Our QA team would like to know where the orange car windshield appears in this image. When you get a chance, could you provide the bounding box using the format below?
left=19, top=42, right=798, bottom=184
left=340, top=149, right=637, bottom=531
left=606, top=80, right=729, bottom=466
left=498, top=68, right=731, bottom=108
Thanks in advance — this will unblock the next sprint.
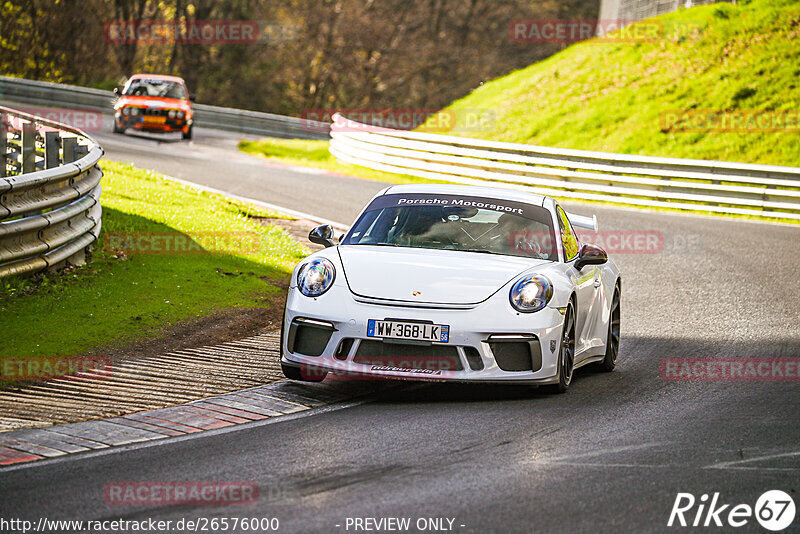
left=123, top=79, right=186, bottom=100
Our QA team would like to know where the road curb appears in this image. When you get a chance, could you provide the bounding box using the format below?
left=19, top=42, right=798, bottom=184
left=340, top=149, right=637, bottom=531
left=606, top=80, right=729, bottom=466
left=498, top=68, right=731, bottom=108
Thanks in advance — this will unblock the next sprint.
left=0, top=375, right=381, bottom=467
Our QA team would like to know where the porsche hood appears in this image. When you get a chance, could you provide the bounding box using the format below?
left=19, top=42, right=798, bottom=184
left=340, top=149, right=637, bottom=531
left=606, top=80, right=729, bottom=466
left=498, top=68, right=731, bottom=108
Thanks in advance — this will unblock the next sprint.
left=337, top=245, right=549, bottom=305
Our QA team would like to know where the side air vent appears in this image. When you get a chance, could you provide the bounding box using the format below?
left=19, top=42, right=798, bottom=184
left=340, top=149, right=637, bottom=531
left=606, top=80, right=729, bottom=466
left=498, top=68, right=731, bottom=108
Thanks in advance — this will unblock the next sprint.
left=487, top=335, right=542, bottom=372
left=287, top=318, right=335, bottom=357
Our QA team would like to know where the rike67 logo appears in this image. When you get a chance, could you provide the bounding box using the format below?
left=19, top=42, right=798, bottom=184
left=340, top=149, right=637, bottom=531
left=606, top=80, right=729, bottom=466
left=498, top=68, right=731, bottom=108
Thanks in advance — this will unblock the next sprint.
left=668, top=490, right=796, bottom=531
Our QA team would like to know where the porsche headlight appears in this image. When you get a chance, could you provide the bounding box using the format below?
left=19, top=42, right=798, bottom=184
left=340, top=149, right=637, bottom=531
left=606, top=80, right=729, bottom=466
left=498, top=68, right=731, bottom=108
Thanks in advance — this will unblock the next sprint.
left=297, top=258, right=335, bottom=297
left=122, top=107, right=130, bottom=115
left=177, top=110, right=185, bottom=119
left=130, top=107, right=140, bottom=116
left=168, top=110, right=176, bottom=118
left=510, top=274, right=553, bottom=313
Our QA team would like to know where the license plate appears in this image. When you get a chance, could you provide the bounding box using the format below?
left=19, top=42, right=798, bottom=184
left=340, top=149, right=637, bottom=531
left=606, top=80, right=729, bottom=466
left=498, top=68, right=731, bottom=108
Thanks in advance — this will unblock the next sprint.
left=142, top=115, right=166, bottom=124
left=367, top=319, right=449, bottom=343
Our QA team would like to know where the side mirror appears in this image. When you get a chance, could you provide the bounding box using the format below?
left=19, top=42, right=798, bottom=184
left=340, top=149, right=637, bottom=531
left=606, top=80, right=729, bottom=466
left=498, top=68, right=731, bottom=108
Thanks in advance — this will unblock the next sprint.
left=309, top=224, right=335, bottom=247
left=189, top=94, right=197, bottom=102
left=113, top=87, right=121, bottom=96
left=574, top=243, right=607, bottom=270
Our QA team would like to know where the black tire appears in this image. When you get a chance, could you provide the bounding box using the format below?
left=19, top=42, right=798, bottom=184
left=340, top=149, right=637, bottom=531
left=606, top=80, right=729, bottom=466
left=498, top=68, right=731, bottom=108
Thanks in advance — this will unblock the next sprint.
left=545, top=302, right=575, bottom=394
left=112, top=120, right=124, bottom=134
left=281, top=362, right=303, bottom=380
left=182, top=125, right=193, bottom=140
left=281, top=362, right=327, bottom=382
left=597, top=285, right=621, bottom=372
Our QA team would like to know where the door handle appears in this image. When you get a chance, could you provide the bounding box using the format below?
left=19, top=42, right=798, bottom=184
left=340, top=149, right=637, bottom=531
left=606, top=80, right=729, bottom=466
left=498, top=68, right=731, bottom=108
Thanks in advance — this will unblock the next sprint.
left=593, top=278, right=601, bottom=288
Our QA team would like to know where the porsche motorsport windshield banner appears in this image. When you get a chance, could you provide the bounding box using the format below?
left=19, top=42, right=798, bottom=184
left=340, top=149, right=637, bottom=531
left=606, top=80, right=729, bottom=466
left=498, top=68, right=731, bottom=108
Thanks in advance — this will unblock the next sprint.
left=363, top=193, right=551, bottom=223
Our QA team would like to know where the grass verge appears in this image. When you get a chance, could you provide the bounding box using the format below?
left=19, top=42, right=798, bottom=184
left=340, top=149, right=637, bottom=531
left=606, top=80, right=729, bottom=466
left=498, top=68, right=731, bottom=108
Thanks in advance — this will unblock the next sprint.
left=238, top=138, right=443, bottom=186
left=426, top=0, right=800, bottom=166
left=0, top=161, right=309, bottom=385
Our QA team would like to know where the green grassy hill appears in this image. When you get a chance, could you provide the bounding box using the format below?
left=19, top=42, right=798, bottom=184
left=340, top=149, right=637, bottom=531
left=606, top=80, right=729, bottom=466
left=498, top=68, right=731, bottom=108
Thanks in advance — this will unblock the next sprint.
left=426, top=0, right=800, bottom=166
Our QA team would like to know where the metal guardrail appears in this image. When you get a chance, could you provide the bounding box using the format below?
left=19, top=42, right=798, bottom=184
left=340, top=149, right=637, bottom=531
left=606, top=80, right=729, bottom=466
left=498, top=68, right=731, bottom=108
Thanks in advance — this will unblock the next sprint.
left=0, top=76, right=329, bottom=140
left=329, top=113, right=800, bottom=221
left=0, top=106, right=103, bottom=278
left=192, top=103, right=328, bottom=140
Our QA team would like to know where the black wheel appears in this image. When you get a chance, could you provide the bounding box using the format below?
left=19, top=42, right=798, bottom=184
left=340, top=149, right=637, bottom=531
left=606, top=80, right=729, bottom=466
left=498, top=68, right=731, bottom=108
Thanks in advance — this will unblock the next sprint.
left=113, top=120, right=124, bottom=134
left=182, top=125, right=193, bottom=140
left=545, top=302, right=575, bottom=394
left=597, top=285, right=621, bottom=372
left=281, top=362, right=327, bottom=382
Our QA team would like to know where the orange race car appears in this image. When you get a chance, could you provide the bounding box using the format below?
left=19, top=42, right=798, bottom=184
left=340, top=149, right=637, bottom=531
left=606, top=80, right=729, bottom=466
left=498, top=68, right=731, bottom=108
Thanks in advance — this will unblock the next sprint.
left=113, top=74, right=195, bottom=139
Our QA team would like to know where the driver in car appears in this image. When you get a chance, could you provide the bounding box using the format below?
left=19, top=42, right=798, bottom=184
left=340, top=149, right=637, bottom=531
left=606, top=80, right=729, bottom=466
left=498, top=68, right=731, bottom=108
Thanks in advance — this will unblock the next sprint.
left=494, top=213, right=553, bottom=259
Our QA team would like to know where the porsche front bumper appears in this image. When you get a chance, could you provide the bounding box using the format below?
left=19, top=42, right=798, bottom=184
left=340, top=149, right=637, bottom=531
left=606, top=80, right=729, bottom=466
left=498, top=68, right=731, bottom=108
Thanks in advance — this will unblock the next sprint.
left=280, top=284, right=566, bottom=384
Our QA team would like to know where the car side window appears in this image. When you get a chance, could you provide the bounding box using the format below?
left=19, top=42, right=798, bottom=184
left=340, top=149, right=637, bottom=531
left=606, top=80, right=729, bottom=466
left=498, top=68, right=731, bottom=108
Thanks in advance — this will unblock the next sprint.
left=557, top=206, right=579, bottom=261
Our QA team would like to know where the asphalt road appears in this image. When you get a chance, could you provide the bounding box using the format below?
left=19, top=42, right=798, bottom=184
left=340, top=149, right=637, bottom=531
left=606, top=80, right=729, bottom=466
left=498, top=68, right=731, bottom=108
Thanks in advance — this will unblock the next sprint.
left=1, top=128, right=799, bottom=533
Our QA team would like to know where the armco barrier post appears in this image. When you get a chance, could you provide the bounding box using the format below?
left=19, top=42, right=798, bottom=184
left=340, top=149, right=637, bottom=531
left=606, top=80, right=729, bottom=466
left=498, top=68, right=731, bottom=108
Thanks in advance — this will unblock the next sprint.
left=66, top=141, right=90, bottom=268
left=63, top=244, right=87, bottom=269
left=73, top=144, right=88, bottom=161
left=22, top=119, right=44, bottom=217
left=0, top=111, right=6, bottom=178
left=21, top=120, right=35, bottom=174
left=45, top=131, right=61, bottom=168
left=61, top=136, right=77, bottom=163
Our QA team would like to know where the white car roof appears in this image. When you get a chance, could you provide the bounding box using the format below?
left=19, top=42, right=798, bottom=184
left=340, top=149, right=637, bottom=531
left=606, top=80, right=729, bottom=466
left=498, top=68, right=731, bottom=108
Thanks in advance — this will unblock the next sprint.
left=381, top=184, right=548, bottom=207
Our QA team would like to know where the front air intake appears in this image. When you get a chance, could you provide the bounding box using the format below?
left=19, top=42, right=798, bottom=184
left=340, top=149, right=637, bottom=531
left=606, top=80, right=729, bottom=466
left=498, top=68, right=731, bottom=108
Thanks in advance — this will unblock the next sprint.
left=487, top=335, right=542, bottom=372
left=354, top=341, right=463, bottom=371
left=287, top=318, right=335, bottom=357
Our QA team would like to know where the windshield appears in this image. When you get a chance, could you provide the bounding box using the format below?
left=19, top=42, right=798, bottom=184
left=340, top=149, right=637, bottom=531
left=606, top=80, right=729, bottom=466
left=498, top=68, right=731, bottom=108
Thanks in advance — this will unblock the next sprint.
left=343, top=193, right=557, bottom=261
left=123, top=79, right=186, bottom=99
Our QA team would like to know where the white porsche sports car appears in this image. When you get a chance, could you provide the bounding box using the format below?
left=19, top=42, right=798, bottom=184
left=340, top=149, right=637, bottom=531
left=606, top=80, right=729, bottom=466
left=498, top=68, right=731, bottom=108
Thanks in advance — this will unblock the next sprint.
left=280, top=184, right=620, bottom=392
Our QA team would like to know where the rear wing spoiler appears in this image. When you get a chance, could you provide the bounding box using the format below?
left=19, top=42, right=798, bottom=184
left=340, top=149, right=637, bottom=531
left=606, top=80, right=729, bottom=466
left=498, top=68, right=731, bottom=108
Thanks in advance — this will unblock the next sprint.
left=566, top=212, right=598, bottom=232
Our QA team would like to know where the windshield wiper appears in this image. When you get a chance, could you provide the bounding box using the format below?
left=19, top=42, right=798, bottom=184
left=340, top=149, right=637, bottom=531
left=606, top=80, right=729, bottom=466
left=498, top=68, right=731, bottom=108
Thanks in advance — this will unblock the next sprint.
left=459, top=249, right=497, bottom=255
